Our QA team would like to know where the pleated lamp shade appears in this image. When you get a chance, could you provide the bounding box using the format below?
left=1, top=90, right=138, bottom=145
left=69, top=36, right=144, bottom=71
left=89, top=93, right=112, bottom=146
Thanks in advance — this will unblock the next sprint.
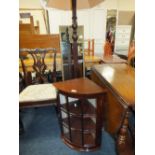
left=46, top=0, right=104, bottom=10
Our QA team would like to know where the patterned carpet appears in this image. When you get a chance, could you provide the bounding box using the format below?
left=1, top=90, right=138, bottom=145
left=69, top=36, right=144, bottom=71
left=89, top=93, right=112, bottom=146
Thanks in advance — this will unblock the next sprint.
left=19, top=106, right=117, bottom=155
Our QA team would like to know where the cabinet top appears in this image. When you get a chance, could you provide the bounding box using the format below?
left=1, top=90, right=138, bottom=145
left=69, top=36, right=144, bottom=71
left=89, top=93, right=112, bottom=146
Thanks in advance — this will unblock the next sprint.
left=53, top=77, right=106, bottom=98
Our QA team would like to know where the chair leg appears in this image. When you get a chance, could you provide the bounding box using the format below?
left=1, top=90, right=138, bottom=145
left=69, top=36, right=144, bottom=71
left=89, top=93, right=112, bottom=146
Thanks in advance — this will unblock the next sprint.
left=19, top=118, right=24, bottom=135
left=54, top=105, right=59, bottom=114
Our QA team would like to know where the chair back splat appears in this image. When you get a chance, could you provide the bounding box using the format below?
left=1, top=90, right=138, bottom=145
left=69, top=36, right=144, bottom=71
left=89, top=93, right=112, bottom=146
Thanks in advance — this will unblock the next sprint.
left=32, top=51, right=46, bottom=78
left=19, top=48, right=57, bottom=86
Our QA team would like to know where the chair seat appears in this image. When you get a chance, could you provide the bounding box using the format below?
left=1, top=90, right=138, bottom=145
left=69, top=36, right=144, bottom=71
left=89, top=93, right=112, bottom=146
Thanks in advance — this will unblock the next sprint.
left=19, top=84, right=57, bottom=103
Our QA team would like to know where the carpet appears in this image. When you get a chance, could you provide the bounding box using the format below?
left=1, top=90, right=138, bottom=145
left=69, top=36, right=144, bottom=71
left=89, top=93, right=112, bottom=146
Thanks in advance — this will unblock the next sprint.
left=19, top=106, right=116, bottom=155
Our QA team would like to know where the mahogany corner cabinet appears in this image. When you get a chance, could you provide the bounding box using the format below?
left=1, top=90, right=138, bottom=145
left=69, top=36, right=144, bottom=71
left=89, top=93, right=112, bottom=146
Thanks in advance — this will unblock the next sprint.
left=53, top=78, right=107, bottom=152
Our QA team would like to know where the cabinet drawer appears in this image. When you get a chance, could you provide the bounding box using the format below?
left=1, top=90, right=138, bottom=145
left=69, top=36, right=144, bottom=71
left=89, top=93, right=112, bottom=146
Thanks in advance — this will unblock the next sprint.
left=117, top=28, right=131, bottom=34
left=116, top=39, right=129, bottom=46
left=116, top=33, right=131, bottom=40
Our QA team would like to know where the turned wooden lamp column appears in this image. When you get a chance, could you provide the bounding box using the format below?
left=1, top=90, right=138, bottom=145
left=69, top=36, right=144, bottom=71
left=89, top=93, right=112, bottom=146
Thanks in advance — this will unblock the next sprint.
left=71, top=0, right=79, bottom=78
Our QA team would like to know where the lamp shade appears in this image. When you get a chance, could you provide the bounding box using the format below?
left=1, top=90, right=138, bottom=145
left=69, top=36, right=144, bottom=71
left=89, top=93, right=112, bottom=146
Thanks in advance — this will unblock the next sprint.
left=47, top=0, right=104, bottom=10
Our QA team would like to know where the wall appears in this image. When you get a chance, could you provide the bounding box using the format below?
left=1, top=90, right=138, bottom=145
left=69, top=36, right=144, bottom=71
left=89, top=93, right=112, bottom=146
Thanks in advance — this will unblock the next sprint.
left=118, top=11, right=135, bottom=25
left=19, top=0, right=42, bottom=9
left=94, top=0, right=117, bottom=9
left=117, top=0, right=135, bottom=11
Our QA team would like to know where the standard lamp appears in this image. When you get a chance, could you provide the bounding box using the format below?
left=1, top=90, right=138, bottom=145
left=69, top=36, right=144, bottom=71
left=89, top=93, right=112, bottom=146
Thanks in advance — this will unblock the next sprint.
left=41, top=0, right=104, bottom=78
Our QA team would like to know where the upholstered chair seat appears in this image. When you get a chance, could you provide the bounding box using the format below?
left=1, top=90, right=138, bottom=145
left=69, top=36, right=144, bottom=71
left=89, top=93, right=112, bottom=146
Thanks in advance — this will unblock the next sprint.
left=19, top=84, right=57, bottom=107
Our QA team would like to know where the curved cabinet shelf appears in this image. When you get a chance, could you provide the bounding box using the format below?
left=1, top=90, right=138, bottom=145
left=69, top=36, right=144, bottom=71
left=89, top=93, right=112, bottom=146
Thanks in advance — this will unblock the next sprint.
left=63, top=131, right=96, bottom=148
left=60, top=100, right=96, bottom=117
left=62, top=117, right=96, bottom=133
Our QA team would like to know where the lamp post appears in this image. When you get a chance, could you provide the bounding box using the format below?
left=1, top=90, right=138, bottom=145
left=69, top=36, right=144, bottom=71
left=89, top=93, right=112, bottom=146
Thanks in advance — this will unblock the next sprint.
left=71, top=0, right=79, bottom=78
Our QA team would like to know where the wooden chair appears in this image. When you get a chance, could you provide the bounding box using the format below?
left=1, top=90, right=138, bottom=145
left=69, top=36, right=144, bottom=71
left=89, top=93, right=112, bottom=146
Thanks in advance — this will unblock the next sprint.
left=19, top=34, right=60, bottom=108
left=19, top=15, right=40, bottom=34
left=84, top=39, right=95, bottom=78
left=19, top=34, right=61, bottom=53
left=19, top=34, right=61, bottom=135
left=19, top=49, right=57, bottom=134
left=19, top=48, right=57, bottom=108
left=34, top=21, right=40, bottom=34
left=84, top=39, right=94, bottom=56
left=19, top=16, right=35, bottom=35
left=19, top=72, right=25, bottom=93
left=103, top=40, right=112, bottom=57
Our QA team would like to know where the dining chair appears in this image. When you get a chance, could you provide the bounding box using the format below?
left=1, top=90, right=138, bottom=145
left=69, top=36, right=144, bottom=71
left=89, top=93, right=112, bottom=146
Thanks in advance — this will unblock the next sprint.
left=103, top=40, right=112, bottom=57
left=19, top=72, right=25, bottom=93
left=84, top=39, right=95, bottom=78
left=84, top=39, right=94, bottom=56
left=19, top=48, right=57, bottom=108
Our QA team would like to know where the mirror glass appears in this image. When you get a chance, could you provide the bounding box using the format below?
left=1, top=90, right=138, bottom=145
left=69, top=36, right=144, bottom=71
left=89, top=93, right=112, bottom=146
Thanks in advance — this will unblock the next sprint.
left=105, top=9, right=117, bottom=54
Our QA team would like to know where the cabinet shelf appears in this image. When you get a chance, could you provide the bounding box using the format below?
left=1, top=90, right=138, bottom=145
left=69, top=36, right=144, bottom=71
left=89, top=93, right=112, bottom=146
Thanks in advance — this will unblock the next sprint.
left=62, top=117, right=96, bottom=133
left=61, top=100, right=96, bottom=117
left=64, top=131, right=95, bottom=148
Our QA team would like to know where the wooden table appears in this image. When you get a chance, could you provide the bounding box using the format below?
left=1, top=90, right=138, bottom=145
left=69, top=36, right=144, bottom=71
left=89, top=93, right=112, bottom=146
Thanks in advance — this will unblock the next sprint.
left=101, top=54, right=127, bottom=64
left=91, top=63, right=135, bottom=155
left=19, top=55, right=102, bottom=72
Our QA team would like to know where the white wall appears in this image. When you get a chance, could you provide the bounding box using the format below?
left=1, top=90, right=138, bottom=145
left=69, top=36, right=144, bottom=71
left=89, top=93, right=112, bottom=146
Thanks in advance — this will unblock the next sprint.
left=117, top=0, right=135, bottom=11
left=97, top=0, right=135, bottom=11
left=94, top=0, right=117, bottom=9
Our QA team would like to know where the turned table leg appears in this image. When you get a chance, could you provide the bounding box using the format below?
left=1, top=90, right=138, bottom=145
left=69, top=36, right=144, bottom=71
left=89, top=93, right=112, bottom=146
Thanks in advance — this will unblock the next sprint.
left=116, top=110, right=134, bottom=155
left=117, top=110, right=130, bottom=147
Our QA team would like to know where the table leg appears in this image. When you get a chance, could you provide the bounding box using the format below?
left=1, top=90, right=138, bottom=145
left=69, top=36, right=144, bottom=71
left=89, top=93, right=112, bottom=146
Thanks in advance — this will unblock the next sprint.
left=116, top=110, right=134, bottom=155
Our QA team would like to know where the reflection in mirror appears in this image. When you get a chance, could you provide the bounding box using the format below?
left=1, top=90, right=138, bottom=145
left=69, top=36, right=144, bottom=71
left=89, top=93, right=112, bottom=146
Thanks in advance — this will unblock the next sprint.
left=59, top=26, right=84, bottom=80
left=105, top=10, right=117, bottom=55
left=114, top=11, right=135, bottom=59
